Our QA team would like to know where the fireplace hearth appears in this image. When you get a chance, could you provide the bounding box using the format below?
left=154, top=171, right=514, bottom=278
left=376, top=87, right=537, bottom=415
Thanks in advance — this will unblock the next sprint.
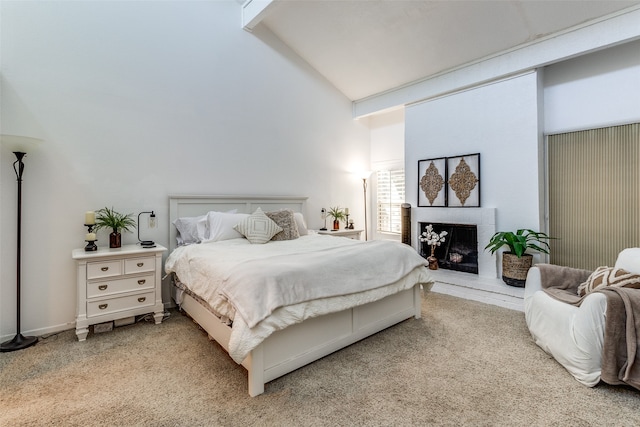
left=419, top=222, right=478, bottom=274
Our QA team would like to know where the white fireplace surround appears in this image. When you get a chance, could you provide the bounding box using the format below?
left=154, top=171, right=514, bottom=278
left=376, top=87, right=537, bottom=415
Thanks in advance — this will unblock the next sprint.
left=412, top=207, right=525, bottom=311
left=413, top=207, right=497, bottom=278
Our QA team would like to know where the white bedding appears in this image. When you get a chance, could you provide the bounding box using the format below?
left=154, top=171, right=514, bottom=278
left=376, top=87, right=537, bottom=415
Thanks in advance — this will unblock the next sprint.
left=165, top=234, right=433, bottom=363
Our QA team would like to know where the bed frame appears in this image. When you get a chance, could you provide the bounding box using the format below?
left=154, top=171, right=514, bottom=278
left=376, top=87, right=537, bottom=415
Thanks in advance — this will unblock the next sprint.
left=168, top=195, right=422, bottom=396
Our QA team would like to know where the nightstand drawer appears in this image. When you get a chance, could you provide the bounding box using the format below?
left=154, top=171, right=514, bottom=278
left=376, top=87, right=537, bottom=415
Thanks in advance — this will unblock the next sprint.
left=124, top=257, right=155, bottom=274
left=87, top=274, right=155, bottom=298
left=87, top=290, right=155, bottom=317
left=87, top=260, right=123, bottom=279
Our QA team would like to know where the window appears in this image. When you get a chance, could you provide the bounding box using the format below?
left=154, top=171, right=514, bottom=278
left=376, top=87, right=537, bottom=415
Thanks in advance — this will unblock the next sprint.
left=376, top=168, right=405, bottom=234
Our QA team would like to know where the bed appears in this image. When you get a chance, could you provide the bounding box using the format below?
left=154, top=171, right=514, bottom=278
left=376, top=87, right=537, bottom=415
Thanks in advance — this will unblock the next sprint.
left=165, top=195, right=433, bottom=396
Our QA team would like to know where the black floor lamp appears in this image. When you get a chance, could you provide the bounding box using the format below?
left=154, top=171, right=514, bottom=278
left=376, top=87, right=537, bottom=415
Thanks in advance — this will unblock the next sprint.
left=1, top=135, right=41, bottom=352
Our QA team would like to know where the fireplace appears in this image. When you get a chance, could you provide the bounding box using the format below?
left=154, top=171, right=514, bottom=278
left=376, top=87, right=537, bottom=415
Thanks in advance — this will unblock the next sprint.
left=413, top=207, right=497, bottom=278
left=411, top=208, right=523, bottom=311
left=419, top=222, right=478, bottom=274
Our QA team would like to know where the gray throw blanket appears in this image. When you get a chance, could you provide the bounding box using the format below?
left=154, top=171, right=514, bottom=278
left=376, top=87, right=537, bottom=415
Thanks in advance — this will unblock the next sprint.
left=537, top=264, right=640, bottom=390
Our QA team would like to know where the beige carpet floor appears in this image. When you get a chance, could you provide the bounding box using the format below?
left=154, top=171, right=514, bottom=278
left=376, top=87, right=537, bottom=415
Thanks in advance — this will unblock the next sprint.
left=1, top=291, right=638, bottom=426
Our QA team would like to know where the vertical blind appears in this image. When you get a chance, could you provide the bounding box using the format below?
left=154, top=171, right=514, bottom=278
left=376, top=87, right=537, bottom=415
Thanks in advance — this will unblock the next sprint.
left=547, top=123, right=640, bottom=270
left=376, top=168, right=405, bottom=234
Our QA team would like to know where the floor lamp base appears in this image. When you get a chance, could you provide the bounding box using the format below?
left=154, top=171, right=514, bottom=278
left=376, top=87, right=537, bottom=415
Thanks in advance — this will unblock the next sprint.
left=0, top=333, right=37, bottom=352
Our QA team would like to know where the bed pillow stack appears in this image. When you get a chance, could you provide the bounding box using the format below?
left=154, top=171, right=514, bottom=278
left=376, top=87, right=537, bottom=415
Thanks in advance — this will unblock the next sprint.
left=174, top=208, right=309, bottom=246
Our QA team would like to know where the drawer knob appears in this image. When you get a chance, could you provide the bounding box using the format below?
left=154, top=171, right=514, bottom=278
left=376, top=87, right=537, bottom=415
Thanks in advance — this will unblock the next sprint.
left=101, top=267, right=109, bottom=272
left=138, top=297, right=146, bottom=303
left=98, top=304, right=108, bottom=310
left=98, top=285, right=108, bottom=291
left=138, top=279, right=146, bottom=285
left=137, top=262, right=144, bottom=267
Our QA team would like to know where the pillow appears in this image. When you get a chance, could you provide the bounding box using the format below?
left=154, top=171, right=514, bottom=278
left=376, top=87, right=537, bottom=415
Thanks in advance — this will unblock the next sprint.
left=202, top=211, right=249, bottom=243
left=577, top=266, right=640, bottom=296
left=614, top=248, right=640, bottom=274
left=266, top=209, right=300, bottom=241
left=234, top=207, right=283, bottom=244
left=294, top=212, right=308, bottom=236
left=173, top=215, right=207, bottom=246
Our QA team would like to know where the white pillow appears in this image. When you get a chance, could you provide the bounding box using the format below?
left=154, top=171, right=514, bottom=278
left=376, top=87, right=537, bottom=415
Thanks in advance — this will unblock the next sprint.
left=202, top=211, right=249, bottom=243
left=294, top=212, right=308, bottom=236
left=234, top=207, right=283, bottom=244
left=173, top=215, right=207, bottom=246
left=614, top=248, right=640, bottom=274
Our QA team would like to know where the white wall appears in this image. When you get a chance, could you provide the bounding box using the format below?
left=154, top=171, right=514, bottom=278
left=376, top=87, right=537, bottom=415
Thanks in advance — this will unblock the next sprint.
left=0, top=1, right=370, bottom=339
left=544, top=39, right=640, bottom=134
left=370, top=109, right=405, bottom=165
left=405, top=72, right=543, bottom=237
left=403, top=38, right=640, bottom=270
left=369, top=108, right=404, bottom=241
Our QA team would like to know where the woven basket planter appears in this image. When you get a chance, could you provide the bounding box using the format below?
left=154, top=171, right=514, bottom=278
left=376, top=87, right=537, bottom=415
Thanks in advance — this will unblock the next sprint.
left=501, top=252, right=533, bottom=287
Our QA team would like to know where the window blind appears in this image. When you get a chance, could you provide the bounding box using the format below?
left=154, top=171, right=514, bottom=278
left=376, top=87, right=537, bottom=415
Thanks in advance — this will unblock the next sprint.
left=547, top=123, right=640, bottom=270
left=376, top=168, right=405, bottom=234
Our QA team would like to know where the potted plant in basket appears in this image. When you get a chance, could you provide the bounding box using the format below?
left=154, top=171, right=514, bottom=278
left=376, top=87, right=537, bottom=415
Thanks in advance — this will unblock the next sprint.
left=94, top=207, right=136, bottom=248
left=484, top=229, right=553, bottom=287
left=327, top=206, right=346, bottom=230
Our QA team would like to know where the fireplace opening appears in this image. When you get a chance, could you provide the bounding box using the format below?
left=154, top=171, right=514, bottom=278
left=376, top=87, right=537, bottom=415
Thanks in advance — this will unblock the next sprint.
left=419, top=222, right=478, bottom=274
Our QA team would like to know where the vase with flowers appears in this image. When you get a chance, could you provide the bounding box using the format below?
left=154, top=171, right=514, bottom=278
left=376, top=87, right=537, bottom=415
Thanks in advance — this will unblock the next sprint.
left=419, top=224, right=448, bottom=270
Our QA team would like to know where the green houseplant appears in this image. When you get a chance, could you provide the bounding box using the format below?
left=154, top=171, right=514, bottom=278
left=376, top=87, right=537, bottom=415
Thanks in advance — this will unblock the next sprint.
left=327, top=206, right=345, bottom=230
left=485, top=229, right=552, bottom=287
left=94, top=207, right=136, bottom=248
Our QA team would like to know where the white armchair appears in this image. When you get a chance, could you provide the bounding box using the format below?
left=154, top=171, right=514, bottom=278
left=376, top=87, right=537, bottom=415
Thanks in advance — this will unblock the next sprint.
left=524, top=248, right=640, bottom=386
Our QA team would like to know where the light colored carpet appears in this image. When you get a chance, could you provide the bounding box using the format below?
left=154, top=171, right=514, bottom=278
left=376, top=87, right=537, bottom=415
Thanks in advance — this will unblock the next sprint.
left=1, top=292, right=638, bottom=426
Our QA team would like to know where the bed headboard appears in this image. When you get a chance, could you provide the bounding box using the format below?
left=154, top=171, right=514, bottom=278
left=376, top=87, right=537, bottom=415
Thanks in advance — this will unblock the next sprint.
left=168, top=195, right=308, bottom=252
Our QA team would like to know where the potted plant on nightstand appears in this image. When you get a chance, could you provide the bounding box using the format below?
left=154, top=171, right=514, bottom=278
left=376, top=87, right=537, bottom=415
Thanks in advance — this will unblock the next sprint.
left=485, top=229, right=553, bottom=287
left=327, top=206, right=346, bottom=231
left=94, top=207, right=136, bottom=248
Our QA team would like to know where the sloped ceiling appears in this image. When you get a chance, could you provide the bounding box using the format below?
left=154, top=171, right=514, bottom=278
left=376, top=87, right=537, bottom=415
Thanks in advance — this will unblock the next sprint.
left=258, top=0, right=640, bottom=101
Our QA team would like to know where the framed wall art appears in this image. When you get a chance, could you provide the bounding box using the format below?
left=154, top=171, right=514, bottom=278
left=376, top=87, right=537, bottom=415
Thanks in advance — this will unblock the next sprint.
left=417, top=157, right=447, bottom=207
left=447, top=153, right=480, bottom=207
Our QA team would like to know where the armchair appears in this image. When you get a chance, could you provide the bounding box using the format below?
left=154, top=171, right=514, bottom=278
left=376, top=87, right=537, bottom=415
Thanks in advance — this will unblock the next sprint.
left=524, top=248, right=640, bottom=387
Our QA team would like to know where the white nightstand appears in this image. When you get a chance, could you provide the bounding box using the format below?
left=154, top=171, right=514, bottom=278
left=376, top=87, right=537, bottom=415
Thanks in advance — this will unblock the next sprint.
left=72, top=244, right=167, bottom=341
left=316, top=229, right=363, bottom=240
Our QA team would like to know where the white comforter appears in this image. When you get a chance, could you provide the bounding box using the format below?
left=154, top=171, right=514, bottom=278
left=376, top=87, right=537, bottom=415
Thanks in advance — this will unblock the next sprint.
left=165, top=234, right=433, bottom=363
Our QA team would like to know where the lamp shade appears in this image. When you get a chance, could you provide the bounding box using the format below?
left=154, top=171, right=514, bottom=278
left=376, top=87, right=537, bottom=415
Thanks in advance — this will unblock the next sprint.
left=1, top=134, right=43, bottom=154
left=357, top=170, right=373, bottom=180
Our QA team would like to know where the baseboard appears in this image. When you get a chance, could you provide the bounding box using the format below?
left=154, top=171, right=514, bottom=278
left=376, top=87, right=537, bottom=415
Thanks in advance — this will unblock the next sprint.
left=0, top=321, right=76, bottom=343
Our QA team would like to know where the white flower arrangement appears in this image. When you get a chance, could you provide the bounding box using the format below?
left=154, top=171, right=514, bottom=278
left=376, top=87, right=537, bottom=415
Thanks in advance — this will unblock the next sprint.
left=419, top=224, right=448, bottom=248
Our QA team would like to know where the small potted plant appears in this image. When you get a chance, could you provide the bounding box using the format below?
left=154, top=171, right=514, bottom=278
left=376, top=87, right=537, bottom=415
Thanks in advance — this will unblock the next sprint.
left=327, top=206, right=345, bottom=230
left=484, top=229, right=552, bottom=287
left=94, top=207, right=136, bottom=248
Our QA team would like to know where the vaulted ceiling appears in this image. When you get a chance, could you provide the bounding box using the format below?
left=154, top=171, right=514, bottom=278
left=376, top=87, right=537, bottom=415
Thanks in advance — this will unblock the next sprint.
left=251, top=0, right=640, bottom=101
